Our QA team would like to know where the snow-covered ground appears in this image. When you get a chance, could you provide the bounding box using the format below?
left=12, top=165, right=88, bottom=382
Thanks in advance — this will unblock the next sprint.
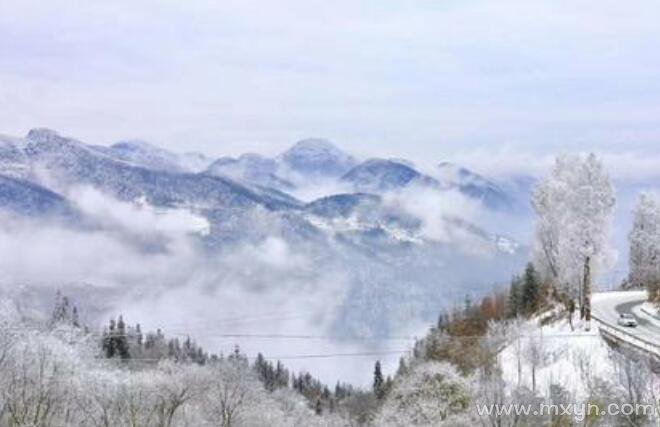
left=499, top=313, right=614, bottom=401
left=497, top=291, right=660, bottom=404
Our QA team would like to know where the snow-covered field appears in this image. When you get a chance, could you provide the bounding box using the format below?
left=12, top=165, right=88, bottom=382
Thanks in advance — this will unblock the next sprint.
left=499, top=314, right=614, bottom=400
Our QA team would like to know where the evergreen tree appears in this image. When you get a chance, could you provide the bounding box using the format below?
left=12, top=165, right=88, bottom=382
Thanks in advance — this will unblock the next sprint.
left=275, top=361, right=288, bottom=388
left=396, top=357, right=408, bottom=377
left=115, top=315, right=130, bottom=359
left=373, top=360, right=385, bottom=400
left=135, top=323, right=143, bottom=347
left=102, top=326, right=113, bottom=358
left=436, top=311, right=449, bottom=330
left=508, top=275, right=523, bottom=317
left=335, top=382, right=345, bottom=399
left=106, top=319, right=117, bottom=358
left=384, top=375, right=394, bottom=395
left=463, top=294, right=473, bottom=316
left=71, top=306, right=80, bottom=327
left=522, top=263, right=540, bottom=315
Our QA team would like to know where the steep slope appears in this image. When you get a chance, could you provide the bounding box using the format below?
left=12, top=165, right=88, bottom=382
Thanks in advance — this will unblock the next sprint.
left=0, top=174, right=76, bottom=218
left=0, top=134, right=29, bottom=179
left=179, top=151, right=213, bottom=172
left=92, top=140, right=212, bottom=173
left=305, top=193, right=382, bottom=218
left=436, top=162, right=515, bottom=210
left=24, top=128, right=300, bottom=211
left=341, top=158, right=439, bottom=193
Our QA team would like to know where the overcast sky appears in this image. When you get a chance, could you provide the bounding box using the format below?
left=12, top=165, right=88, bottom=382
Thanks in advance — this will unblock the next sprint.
left=1, top=0, right=660, bottom=178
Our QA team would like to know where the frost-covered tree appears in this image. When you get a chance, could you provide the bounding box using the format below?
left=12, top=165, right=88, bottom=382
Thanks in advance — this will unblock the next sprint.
left=50, top=291, right=82, bottom=329
left=532, top=153, right=615, bottom=328
left=2, top=345, right=70, bottom=425
left=201, top=356, right=260, bottom=426
left=628, top=192, right=660, bottom=299
left=374, top=361, right=471, bottom=426
left=0, top=294, right=359, bottom=427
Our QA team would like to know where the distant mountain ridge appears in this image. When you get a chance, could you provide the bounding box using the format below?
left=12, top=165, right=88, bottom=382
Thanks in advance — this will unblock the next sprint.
left=436, top=162, right=516, bottom=211
left=0, top=127, right=527, bottom=339
left=341, top=158, right=440, bottom=193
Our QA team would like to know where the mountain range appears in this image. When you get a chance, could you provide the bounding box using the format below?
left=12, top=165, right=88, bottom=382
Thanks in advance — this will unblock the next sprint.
left=0, top=128, right=528, bottom=338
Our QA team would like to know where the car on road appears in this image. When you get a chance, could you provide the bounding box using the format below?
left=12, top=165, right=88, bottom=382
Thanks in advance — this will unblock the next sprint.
left=617, top=313, right=638, bottom=327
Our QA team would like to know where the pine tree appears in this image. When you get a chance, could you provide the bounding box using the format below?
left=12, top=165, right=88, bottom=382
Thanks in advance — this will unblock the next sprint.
left=102, top=326, right=113, bottom=358
left=437, top=311, right=449, bottom=330
left=335, top=382, right=345, bottom=400
left=115, top=315, right=130, bottom=359
left=508, top=275, right=523, bottom=317
left=373, top=360, right=385, bottom=400
left=463, top=294, right=473, bottom=316
left=135, top=323, right=143, bottom=347
left=396, top=357, right=408, bottom=376
left=106, top=319, right=117, bottom=358
left=522, top=263, right=540, bottom=315
left=72, top=306, right=80, bottom=328
left=275, top=361, right=288, bottom=388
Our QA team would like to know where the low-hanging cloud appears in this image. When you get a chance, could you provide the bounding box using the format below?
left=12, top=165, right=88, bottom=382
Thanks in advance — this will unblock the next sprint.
left=381, top=185, right=492, bottom=254
left=0, top=186, right=365, bottom=382
left=444, top=145, right=660, bottom=183
left=0, top=187, right=209, bottom=288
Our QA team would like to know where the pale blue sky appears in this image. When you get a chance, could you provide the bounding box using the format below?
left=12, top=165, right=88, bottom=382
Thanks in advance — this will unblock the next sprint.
left=1, top=0, right=660, bottom=177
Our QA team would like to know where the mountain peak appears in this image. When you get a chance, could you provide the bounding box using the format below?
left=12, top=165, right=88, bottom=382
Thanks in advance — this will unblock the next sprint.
left=436, top=162, right=514, bottom=210
left=437, top=161, right=468, bottom=173
left=288, top=138, right=339, bottom=152
left=279, top=138, right=356, bottom=177
left=111, top=139, right=160, bottom=151
left=26, top=128, right=61, bottom=142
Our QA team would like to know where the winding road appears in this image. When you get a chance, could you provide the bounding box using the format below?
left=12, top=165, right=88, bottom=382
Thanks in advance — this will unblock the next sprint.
left=592, top=291, right=660, bottom=350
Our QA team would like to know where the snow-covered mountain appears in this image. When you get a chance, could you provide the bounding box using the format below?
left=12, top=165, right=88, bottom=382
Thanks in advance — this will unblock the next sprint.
left=0, top=134, right=29, bottom=179
left=0, top=128, right=527, bottom=339
left=205, top=153, right=295, bottom=191
left=436, top=162, right=515, bottom=211
left=341, top=158, right=440, bottom=193
left=23, top=128, right=299, bottom=212
left=0, top=174, right=76, bottom=218
left=100, top=139, right=185, bottom=172
left=92, top=138, right=213, bottom=173
left=203, top=138, right=355, bottom=192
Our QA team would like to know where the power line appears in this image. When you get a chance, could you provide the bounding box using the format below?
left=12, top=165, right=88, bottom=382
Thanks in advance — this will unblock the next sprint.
left=167, top=332, right=417, bottom=341
left=97, top=349, right=411, bottom=362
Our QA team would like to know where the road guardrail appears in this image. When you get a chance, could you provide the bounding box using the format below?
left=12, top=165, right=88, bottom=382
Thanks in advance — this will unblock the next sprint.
left=592, top=313, right=660, bottom=358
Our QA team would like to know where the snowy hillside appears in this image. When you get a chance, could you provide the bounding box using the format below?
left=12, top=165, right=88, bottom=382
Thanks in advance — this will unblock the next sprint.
left=437, top=162, right=515, bottom=211
left=206, top=153, right=295, bottom=191
left=91, top=139, right=213, bottom=173
left=0, top=134, right=29, bottom=179
left=341, top=159, right=439, bottom=193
